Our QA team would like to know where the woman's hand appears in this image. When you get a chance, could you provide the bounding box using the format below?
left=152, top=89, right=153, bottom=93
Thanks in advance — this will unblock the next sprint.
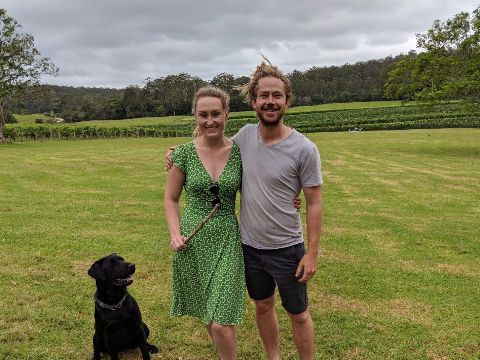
left=170, top=235, right=187, bottom=251
left=293, top=196, right=302, bottom=212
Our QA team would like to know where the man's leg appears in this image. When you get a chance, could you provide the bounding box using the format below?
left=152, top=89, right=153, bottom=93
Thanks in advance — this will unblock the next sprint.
left=255, top=295, right=280, bottom=360
left=273, top=244, right=313, bottom=359
left=242, top=244, right=279, bottom=359
left=287, top=308, right=315, bottom=360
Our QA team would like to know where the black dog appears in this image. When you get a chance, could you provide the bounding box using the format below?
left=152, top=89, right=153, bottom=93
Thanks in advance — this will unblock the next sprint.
left=88, top=253, right=158, bottom=360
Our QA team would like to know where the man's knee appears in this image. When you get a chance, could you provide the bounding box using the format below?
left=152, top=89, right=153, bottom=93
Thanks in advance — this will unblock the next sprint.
left=288, top=308, right=312, bottom=325
left=255, top=295, right=276, bottom=315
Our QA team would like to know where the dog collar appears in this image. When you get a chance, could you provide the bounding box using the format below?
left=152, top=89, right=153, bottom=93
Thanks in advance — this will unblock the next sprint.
left=94, top=292, right=127, bottom=311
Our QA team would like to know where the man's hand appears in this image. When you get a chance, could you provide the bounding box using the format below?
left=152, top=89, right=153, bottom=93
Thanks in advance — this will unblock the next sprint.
left=298, top=185, right=322, bottom=283
left=170, top=234, right=187, bottom=251
left=295, top=252, right=318, bottom=283
left=165, top=147, right=176, bottom=171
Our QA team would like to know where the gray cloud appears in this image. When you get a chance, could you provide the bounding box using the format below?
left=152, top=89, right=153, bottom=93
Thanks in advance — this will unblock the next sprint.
left=3, top=0, right=477, bottom=88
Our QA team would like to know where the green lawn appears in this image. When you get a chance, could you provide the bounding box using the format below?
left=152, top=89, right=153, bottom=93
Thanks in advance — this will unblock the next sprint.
left=13, top=113, right=49, bottom=124
left=0, top=129, right=479, bottom=359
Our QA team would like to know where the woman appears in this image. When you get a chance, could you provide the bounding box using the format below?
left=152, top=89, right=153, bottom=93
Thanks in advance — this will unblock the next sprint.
left=164, top=86, right=244, bottom=360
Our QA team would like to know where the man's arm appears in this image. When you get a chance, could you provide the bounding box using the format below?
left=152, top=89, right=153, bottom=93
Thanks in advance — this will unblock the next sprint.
left=295, top=185, right=323, bottom=283
left=165, top=147, right=176, bottom=171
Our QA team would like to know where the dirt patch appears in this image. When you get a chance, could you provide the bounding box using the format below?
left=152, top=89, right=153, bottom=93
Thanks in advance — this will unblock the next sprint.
left=370, top=177, right=400, bottom=187
left=435, top=263, right=478, bottom=277
left=72, top=260, right=91, bottom=277
left=374, top=241, right=399, bottom=256
left=397, top=260, right=422, bottom=273
left=327, top=157, right=346, bottom=166
left=386, top=298, right=433, bottom=325
left=319, top=294, right=373, bottom=317
left=317, top=294, right=433, bottom=326
left=324, top=227, right=347, bottom=235
left=343, top=347, right=363, bottom=359
left=323, top=249, right=365, bottom=265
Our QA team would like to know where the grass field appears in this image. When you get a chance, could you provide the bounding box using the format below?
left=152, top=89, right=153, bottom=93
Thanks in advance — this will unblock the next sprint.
left=1, top=129, right=479, bottom=359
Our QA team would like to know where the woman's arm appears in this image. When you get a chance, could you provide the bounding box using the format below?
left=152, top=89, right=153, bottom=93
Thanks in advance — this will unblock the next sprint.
left=163, top=165, right=187, bottom=251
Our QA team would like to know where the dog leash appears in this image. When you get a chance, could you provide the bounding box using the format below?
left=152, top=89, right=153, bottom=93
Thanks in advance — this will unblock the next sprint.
left=94, top=292, right=127, bottom=311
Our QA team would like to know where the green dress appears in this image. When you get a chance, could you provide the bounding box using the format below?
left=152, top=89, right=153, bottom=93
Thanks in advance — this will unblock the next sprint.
left=171, top=141, right=245, bottom=325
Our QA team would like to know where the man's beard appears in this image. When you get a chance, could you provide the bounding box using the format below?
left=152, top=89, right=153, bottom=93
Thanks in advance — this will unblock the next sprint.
left=257, top=105, right=284, bottom=127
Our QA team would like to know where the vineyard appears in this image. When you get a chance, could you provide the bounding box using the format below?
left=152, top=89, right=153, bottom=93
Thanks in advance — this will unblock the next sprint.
left=5, top=102, right=479, bottom=142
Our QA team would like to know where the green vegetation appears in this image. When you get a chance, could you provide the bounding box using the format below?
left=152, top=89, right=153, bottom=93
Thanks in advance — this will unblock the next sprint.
left=1, top=129, right=479, bottom=359
left=286, top=100, right=406, bottom=113
left=13, top=101, right=406, bottom=126
left=283, top=102, right=479, bottom=132
left=0, top=8, right=58, bottom=143
left=6, top=102, right=479, bottom=142
left=385, top=5, right=480, bottom=109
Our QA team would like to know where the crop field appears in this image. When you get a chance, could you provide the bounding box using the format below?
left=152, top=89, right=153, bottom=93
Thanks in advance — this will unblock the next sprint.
left=6, top=101, right=479, bottom=142
left=1, top=128, right=479, bottom=359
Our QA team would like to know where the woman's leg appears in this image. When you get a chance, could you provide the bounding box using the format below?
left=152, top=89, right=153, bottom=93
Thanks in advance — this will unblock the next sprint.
left=207, top=322, right=237, bottom=360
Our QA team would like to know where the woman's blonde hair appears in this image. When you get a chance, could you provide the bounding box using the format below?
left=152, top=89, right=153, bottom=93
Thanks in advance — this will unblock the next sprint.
left=236, top=56, right=292, bottom=106
left=192, top=86, right=230, bottom=137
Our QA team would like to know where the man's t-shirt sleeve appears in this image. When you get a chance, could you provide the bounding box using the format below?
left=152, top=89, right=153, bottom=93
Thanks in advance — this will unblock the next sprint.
left=231, top=124, right=249, bottom=149
left=300, top=146, right=323, bottom=187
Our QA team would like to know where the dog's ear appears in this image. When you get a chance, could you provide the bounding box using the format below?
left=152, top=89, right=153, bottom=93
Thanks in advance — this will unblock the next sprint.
left=88, top=259, right=105, bottom=281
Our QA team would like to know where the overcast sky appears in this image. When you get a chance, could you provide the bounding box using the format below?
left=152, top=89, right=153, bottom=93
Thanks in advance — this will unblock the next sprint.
left=2, top=0, right=477, bottom=88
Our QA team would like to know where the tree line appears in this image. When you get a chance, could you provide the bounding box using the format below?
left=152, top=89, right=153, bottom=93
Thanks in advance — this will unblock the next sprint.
left=8, top=55, right=404, bottom=122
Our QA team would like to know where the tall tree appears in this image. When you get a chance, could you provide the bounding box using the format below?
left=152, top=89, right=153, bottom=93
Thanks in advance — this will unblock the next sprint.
left=210, top=72, right=235, bottom=92
left=385, top=5, right=480, bottom=109
left=121, top=85, right=141, bottom=118
left=0, top=8, right=58, bottom=142
left=210, top=73, right=250, bottom=112
left=142, top=73, right=205, bottom=115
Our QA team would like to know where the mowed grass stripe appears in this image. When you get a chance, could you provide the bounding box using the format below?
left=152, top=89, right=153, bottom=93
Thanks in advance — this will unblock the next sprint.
left=0, top=129, right=479, bottom=359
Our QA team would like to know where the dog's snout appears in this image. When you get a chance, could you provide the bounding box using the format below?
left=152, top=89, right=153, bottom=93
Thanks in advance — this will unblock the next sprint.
left=128, top=263, right=135, bottom=274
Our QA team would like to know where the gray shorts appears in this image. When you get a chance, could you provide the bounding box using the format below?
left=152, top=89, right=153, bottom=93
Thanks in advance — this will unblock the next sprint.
left=242, top=243, right=308, bottom=315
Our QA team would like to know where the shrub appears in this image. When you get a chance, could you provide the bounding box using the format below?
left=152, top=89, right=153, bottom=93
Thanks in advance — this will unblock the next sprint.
left=5, top=111, right=17, bottom=123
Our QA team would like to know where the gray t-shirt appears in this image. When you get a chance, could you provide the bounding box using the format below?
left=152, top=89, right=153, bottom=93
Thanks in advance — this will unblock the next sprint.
left=233, top=124, right=322, bottom=249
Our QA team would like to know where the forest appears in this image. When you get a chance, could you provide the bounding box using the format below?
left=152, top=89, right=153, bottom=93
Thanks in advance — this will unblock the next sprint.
left=7, top=54, right=405, bottom=122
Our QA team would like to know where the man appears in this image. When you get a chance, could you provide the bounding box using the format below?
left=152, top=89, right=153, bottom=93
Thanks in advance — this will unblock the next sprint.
left=233, top=60, right=322, bottom=360
left=166, top=60, right=322, bottom=359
